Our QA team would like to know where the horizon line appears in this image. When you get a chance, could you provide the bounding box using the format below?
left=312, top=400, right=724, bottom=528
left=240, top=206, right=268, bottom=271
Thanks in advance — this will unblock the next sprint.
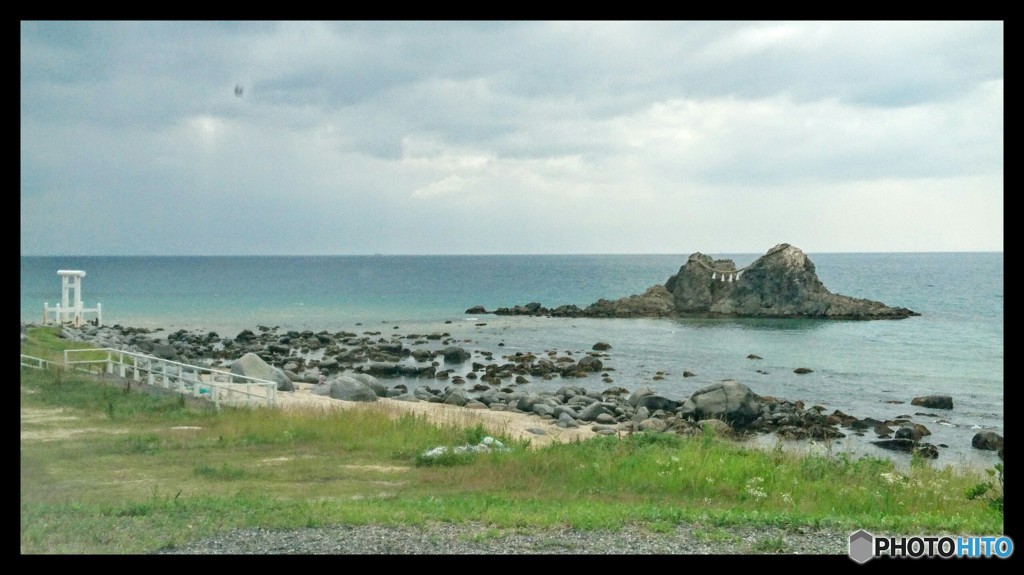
left=20, top=250, right=1005, bottom=257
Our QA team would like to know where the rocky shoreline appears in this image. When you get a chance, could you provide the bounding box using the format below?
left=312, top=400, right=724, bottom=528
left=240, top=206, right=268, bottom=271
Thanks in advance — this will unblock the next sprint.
left=32, top=321, right=1003, bottom=462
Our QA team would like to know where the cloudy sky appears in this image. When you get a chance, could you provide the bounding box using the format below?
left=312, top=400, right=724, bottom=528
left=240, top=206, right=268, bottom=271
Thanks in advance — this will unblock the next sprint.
left=21, top=21, right=1003, bottom=255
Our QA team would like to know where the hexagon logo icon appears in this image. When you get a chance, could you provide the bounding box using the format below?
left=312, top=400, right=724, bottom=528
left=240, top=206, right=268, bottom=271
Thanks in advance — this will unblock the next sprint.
left=849, top=529, right=874, bottom=563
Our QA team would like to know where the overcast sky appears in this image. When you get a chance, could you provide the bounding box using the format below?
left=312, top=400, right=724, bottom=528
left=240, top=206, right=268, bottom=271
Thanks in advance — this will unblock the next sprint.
left=21, top=21, right=1003, bottom=255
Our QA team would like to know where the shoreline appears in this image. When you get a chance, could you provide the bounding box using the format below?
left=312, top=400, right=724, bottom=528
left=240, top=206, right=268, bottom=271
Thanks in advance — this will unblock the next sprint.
left=30, top=321, right=1003, bottom=473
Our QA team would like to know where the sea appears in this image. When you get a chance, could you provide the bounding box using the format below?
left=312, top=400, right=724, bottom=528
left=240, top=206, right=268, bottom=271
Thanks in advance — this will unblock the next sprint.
left=20, top=252, right=1004, bottom=472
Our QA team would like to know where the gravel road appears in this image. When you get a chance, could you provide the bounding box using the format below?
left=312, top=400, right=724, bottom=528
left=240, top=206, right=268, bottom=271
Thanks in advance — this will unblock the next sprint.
left=157, top=522, right=851, bottom=555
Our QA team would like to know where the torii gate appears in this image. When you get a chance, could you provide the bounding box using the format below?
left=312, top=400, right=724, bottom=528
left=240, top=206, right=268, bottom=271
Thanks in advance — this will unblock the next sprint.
left=43, top=270, right=102, bottom=327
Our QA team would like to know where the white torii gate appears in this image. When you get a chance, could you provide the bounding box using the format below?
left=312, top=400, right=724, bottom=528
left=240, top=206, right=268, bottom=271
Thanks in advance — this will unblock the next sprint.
left=43, top=270, right=102, bottom=327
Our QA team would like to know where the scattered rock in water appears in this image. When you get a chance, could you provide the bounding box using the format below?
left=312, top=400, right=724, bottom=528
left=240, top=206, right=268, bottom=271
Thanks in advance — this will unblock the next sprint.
left=442, top=346, right=471, bottom=363
left=971, top=431, right=1003, bottom=451
left=793, top=368, right=813, bottom=374
left=871, top=439, right=940, bottom=459
left=911, top=395, right=954, bottom=410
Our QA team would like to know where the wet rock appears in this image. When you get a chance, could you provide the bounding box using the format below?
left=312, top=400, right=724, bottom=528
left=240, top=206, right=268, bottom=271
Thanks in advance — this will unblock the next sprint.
left=442, top=346, right=471, bottom=363
left=911, top=395, right=953, bottom=410
left=972, top=431, right=1004, bottom=451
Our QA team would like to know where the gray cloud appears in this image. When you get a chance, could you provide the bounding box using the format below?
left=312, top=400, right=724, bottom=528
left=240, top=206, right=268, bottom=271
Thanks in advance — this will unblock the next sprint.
left=20, top=20, right=1003, bottom=255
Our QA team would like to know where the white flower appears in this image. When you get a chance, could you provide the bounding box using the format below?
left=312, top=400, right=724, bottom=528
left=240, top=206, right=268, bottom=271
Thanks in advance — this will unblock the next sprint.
left=880, top=472, right=902, bottom=485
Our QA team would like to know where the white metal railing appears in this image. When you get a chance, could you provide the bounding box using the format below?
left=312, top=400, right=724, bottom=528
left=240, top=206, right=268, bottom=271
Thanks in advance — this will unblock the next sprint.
left=60, top=348, right=277, bottom=409
left=20, top=354, right=57, bottom=370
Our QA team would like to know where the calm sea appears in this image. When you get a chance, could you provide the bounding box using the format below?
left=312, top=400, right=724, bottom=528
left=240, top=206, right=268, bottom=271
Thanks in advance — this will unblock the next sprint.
left=20, top=253, right=1004, bottom=471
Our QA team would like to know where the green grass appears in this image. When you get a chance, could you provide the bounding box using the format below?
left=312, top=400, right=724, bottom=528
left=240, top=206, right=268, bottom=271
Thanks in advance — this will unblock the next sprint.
left=20, top=327, right=1004, bottom=554
left=20, top=325, right=109, bottom=363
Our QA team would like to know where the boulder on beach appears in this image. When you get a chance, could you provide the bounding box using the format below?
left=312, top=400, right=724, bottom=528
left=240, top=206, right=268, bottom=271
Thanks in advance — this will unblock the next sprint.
left=689, top=380, right=762, bottom=428
left=329, top=376, right=379, bottom=402
left=229, top=352, right=294, bottom=392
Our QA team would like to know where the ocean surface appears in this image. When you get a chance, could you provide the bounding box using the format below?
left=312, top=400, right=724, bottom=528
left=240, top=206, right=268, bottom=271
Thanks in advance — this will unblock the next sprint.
left=20, top=252, right=1004, bottom=472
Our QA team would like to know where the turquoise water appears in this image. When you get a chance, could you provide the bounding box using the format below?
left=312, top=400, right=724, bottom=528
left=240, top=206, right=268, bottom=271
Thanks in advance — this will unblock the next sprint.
left=20, top=253, right=1003, bottom=470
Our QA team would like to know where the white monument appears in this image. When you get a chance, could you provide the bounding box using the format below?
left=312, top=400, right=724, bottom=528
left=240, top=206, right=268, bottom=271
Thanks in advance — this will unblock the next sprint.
left=43, top=270, right=102, bottom=327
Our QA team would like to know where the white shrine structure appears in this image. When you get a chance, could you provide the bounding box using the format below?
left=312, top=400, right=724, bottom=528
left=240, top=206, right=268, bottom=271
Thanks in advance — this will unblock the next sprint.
left=43, top=270, right=102, bottom=327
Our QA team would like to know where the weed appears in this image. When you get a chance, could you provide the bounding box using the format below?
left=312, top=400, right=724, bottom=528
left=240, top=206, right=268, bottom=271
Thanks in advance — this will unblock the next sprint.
left=461, top=423, right=488, bottom=445
left=751, top=534, right=789, bottom=553
left=462, top=528, right=504, bottom=543
left=647, top=520, right=675, bottom=534
left=965, top=462, right=1003, bottom=514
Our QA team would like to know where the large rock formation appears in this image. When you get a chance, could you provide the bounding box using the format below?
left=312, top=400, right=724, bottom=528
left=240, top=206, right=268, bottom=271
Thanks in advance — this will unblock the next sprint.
left=488, top=243, right=919, bottom=320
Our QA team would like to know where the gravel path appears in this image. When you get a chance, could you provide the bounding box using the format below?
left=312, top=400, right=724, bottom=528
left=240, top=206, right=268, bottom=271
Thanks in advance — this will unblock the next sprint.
left=158, top=522, right=851, bottom=555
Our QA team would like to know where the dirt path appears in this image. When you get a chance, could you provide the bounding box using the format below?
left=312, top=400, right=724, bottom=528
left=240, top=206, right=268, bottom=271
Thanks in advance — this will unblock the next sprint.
left=277, top=383, right=601, bottom=448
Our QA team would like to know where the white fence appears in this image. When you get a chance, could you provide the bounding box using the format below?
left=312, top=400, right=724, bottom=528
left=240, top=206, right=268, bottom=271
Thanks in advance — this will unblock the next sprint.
left=22, top=349, right=277, bottom=409
left=20, top=354, right=58, bottom=370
